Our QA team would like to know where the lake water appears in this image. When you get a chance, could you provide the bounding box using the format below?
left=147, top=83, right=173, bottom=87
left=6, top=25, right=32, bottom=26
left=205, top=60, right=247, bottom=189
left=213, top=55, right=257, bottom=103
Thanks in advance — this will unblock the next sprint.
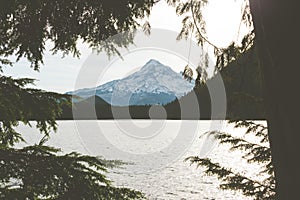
left=16, top=120, right=265, bottom=200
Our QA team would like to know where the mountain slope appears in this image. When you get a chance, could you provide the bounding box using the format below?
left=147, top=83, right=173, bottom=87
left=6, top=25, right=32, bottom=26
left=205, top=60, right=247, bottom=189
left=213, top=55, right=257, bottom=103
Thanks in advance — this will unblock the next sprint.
left=68, top=59, right=194, bottom=106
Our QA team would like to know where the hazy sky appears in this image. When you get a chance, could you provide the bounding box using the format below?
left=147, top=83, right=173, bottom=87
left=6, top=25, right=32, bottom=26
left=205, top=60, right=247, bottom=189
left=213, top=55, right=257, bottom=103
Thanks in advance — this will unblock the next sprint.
left=3, top=0, right=246, bottom=93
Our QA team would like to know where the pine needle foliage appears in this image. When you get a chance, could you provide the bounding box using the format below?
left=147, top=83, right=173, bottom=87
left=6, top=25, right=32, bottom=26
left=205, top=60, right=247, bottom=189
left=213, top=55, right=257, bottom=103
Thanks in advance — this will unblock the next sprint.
left=0, top=144, right=144, bottom=200
left=186, top=121, right=275, bottom=199
left=0, top=76, right=70, bottom=147
left=0, top=76, right=144, bottom=199
left=0, top=1, right=157, bottom=198
left=168, top=0, right=254, bottom=84
left=168, top=1, right=275, bottom=198
left=0, top=0, right=155, bottom=70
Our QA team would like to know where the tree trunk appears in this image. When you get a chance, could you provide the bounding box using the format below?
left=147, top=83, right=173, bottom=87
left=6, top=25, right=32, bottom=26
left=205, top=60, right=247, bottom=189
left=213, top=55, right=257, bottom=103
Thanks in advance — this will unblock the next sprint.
left=249, top=1, right=300, bottom=199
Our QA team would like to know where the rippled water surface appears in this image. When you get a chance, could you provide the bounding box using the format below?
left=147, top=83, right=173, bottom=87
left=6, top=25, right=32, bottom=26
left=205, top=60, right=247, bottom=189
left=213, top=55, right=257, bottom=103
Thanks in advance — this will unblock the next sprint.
left=17, top=120, right=263, bottom=200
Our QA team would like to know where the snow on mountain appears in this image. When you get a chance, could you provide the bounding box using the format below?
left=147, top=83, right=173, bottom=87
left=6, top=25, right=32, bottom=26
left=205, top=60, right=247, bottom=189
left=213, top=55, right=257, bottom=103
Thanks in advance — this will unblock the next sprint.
left=68, top=59, right=194, bottom=106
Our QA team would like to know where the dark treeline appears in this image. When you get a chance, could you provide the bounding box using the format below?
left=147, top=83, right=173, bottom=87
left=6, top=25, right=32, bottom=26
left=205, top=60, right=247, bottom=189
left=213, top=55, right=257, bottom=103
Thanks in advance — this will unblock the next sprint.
left=60, top=47, right=265, bottom=120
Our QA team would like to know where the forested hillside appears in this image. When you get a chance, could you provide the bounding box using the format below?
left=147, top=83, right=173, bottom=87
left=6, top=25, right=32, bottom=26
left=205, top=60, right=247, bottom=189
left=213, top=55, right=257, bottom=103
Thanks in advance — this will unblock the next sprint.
left=61, top=47, right=265, bottom=120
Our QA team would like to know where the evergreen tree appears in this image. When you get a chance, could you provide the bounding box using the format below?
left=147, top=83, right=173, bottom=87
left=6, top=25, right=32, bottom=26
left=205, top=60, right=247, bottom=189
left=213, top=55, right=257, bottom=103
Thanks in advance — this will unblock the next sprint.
left=0, top=76, right=144, bottom=199
left=0, top=0, right=155, bottom=199
left=171, top=1, right=300, bottom=198
left=168, top=0, right=276, bottom=198
left=0, top=0, right=154, bottom=70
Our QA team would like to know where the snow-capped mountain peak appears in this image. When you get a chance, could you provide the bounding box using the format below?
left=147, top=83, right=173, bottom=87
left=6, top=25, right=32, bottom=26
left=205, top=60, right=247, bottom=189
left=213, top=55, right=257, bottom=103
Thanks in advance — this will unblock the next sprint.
left=68, top=59, right=194, bottom=106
